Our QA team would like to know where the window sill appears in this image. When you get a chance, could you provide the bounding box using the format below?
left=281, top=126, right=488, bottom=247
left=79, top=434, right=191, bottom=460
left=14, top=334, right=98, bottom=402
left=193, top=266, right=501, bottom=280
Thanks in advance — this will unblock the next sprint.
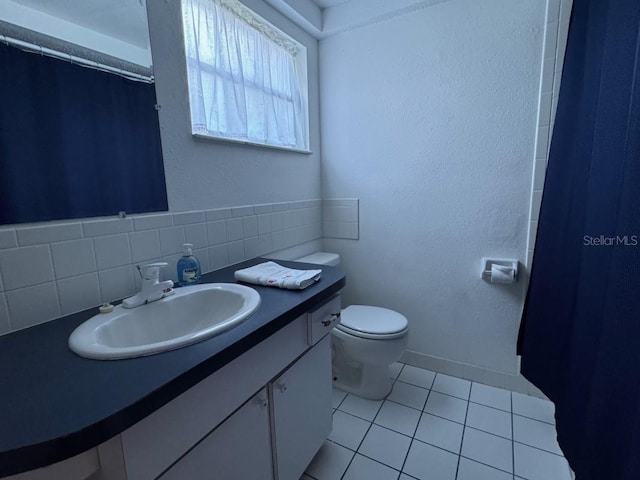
left=192, top=133, right=312, bottom=155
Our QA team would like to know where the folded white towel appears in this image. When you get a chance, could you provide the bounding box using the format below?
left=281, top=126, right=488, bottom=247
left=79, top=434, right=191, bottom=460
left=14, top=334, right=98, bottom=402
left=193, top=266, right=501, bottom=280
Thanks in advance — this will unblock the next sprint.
left=234, top=261, right=322, bottom=290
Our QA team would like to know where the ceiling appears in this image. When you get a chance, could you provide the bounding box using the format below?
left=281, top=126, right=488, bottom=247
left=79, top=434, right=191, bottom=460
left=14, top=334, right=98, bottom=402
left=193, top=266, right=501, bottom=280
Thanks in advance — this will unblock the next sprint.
left=11, top=0, right=149, bottom=48
left=310, top=0, right=350, bottom=9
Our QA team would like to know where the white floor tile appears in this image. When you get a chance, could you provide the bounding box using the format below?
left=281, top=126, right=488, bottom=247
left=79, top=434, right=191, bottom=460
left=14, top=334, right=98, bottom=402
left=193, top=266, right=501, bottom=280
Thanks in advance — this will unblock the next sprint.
left=388, top=381, right=429, bottom=410
left=390, top=362, right=404, bottom=380
left=512, top=392, right=555, bottom=424
left=465, top=403, right=512, bottom=439
left=423, top=391, right=468, bottom=423
left=305, top=441, right=354, bottom=480
left=470, top=383, right=512, bottom=412
left=402, top=440, right=458, bottom=480
left=328, top=411, right=371, bottom=450
left=397, top=365, right=436, bottom=389
left=358, top=424, right=411, bottom=470
left=332, top=389, right=347, bottom=409
left=432, top=374, right=471, bottom=400
left=342, top=454, right=399, bottom=480
left=339, top=394, right=384, bottom=422
left=514, top=442, right=572, bottom=480
left=314, top=372, right=566, bottom=480
left=374, top=400, right=421, bottom=436
left=513, top=415, right=563, bottom=455
left=461, top=427, right=513, bottom=473
left=457, top=457, right=513, bottom=480
left=414, top=413, right=463, bottom=454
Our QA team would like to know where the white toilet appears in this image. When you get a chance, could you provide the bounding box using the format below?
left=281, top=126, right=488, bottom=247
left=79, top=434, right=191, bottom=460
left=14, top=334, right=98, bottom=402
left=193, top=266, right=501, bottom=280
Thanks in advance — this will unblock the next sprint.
left=295, top=252, right=409, bottom=400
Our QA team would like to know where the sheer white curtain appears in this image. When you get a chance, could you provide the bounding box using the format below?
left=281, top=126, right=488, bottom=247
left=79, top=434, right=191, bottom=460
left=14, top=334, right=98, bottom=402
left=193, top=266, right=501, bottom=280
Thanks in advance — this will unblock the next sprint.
left=182, top=0, right=308, bottom=150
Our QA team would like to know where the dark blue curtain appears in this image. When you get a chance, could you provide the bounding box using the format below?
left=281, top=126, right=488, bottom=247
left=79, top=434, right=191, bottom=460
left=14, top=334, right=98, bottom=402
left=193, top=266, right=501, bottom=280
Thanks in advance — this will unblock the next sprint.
left=0, top=44, right=168, bottom=225
left=518, top=0, right=640, bottom=479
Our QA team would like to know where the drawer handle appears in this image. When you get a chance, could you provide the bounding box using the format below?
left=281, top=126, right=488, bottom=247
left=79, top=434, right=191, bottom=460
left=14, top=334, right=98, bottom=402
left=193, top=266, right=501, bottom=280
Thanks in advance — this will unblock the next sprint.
left=277, top=383, right=287, bottom=393
left=322, top=312, right=341, bottom=327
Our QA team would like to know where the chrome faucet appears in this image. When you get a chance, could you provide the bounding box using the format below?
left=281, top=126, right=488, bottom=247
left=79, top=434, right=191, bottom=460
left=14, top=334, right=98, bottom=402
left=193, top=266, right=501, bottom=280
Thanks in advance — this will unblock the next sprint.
left=122, top=262, right=175, bottom=309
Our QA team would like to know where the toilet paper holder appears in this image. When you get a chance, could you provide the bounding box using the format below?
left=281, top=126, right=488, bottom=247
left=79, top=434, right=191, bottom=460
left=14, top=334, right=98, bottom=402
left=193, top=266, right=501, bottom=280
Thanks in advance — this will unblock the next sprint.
left=481, top=258, right=519, bottom=284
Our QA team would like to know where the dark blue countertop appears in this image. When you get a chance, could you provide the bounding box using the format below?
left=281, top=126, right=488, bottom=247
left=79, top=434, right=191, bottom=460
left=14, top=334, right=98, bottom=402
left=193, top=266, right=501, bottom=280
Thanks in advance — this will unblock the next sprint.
left=0, top=258, right=345, bottom=478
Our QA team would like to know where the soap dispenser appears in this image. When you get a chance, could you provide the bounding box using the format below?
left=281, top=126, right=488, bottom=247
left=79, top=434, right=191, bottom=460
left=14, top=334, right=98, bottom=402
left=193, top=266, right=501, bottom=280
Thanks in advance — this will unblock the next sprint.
left=177, top=243, right=201, bottom=286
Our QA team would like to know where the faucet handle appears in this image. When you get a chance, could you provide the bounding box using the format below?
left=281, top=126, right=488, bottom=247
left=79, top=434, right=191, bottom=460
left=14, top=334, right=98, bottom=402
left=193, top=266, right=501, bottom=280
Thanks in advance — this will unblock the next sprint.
left=138, top=262, right=168, bottom=281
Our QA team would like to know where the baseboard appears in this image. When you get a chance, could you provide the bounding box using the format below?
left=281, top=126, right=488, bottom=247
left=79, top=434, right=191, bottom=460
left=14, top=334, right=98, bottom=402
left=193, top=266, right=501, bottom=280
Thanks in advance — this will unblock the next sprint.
left=400, top=350, right=548, bottom=399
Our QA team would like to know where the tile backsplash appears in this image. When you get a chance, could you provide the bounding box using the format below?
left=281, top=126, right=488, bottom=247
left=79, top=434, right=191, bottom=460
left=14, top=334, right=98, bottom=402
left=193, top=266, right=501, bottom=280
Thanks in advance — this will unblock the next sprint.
left=0, top=200, right=322, bottom=335
left=323, top=198, right=359, bottom=240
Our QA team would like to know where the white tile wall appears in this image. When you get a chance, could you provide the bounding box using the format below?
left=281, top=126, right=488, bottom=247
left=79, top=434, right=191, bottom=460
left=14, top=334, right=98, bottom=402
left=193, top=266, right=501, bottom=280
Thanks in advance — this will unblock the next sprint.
left=0, top=245, right=55, bottom=290
left=51, top=239, right=97, bottom=279
left=129, top=230, right=161, bottom=263
left=323, top=198, right=359, bottom=240
left=94, top=234, right=132, bottom=270
left=0, top=229, right=17, bottom=249
left=57, top=273, right=101, bottom=316
left=225, top=218, right=243, bottom=242
left=5, top=282, right=60, bottom=330
left=527, top=0, right=574, bottom=268
left=15, top=222, right=83, bottom=246
left=0, top=199, right=322, bottom=335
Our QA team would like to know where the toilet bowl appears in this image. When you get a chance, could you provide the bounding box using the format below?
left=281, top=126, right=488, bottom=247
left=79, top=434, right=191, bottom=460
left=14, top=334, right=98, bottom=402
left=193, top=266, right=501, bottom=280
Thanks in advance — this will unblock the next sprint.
left=295, top=252, right=409, bottom=400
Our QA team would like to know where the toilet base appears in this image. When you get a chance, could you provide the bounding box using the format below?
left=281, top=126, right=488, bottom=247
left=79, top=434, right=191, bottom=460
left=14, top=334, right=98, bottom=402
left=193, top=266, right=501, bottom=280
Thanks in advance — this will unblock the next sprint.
left=332, top=362, right=393, bottom=400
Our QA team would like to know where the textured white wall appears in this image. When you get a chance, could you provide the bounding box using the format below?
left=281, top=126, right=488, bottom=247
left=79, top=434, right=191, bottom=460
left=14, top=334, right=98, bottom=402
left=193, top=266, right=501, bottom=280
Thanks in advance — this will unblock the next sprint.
left=320, top=0, right=544, bottom=373
left=146, top=0, right=321, bottom=212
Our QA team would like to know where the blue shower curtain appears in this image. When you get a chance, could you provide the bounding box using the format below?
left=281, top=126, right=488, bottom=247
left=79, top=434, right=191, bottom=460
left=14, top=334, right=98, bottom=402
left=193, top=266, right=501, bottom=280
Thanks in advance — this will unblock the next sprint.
left=518, top=0, right=640, bottom=479
left=0, top=44, right=168, bottom=225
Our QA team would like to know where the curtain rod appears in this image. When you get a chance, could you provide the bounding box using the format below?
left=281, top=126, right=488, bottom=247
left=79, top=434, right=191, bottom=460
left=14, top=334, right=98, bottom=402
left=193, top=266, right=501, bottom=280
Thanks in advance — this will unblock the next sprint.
left=0, top=21, right=154, bottom=84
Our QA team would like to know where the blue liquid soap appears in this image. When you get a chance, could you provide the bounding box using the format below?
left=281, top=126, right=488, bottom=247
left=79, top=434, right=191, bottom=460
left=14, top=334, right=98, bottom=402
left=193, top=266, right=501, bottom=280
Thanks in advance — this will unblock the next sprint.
left=177, top=243, right=201, bottom=286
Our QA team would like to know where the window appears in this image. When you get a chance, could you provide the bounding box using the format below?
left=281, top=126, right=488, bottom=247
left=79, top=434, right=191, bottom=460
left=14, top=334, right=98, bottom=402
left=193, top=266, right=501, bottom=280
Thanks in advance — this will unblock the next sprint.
left=181, top=0, right=309, bottom=151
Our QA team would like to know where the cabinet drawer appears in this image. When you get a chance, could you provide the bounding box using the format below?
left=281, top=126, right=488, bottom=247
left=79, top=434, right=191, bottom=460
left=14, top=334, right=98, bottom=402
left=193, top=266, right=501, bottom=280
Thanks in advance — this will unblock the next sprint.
left=307, top=294, right=341, bottom=346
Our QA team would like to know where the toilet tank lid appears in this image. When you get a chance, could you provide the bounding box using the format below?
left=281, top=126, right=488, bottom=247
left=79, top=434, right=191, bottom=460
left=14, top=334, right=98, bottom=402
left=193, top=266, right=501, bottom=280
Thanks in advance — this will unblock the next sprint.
left=295, top=252, right=340, bottom=266
left=340, top=305, right=408, bottom=335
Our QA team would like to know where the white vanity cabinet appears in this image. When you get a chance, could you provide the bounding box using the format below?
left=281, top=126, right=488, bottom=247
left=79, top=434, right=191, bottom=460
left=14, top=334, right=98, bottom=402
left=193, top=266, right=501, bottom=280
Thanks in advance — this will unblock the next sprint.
left=2, top=294, right=341, bottom=480
left=270, top=334, right=332, bottom=480
left=159, top=389, right=273, bottom=480
left=117, top=294, right=340, bottom=480
left=159, top=334, right=332, bottom=480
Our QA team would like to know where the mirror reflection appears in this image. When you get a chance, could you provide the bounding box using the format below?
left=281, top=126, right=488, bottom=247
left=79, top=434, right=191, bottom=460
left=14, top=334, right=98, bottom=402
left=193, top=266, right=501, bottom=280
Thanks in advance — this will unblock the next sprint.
left=0, top=0, right=168, bottom=225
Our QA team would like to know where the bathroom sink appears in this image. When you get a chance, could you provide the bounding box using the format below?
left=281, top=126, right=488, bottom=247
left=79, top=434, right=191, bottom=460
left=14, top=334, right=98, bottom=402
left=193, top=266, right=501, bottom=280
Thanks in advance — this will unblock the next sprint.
left=68, top=284, right=261, bottom=360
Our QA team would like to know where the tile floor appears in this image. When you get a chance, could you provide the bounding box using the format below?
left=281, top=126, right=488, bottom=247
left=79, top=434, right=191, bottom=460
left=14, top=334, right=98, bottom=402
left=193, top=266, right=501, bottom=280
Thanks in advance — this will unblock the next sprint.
left=302, top=363, right=573, bottom=480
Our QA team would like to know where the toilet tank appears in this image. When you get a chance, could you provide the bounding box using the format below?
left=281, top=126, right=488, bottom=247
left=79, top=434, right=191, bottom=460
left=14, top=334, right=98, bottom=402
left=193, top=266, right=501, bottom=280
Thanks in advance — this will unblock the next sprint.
left=295, top=252, right=340, bottom=266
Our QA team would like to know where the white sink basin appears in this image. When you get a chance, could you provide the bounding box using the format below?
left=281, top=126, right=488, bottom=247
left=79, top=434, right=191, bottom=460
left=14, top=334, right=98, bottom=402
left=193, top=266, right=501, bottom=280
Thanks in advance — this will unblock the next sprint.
left=69, top=283, right=261, bottom=360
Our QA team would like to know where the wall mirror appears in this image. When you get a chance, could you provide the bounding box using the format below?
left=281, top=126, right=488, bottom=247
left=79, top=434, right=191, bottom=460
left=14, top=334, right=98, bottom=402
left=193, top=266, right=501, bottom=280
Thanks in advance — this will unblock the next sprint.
left=0, top=0, right=168, bottom=226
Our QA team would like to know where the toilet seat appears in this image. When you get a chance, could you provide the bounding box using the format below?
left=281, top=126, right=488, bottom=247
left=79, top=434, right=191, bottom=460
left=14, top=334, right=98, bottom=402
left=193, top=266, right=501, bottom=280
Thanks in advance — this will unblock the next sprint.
left=337, top=305, right=409, bottom=340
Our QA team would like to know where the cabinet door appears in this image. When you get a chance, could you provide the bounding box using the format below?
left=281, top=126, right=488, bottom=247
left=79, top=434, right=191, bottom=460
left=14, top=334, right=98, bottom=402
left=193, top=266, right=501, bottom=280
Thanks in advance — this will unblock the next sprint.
left=271, top=335, right=332, bottom=480
left=159, top=388, right=273, bottom=480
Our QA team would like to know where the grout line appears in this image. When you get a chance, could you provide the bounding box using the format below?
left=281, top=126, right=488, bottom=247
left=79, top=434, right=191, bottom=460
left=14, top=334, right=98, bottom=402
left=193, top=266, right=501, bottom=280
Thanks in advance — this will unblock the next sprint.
left=338, top=394, right=385, bottom=480
left=458, top=453, right=515, bottom=476
left=354, top=451, right=402, bottom=474
left=333, top=390, right=348, bottom=411
left=398, top=382, right=434, bottom=475
left=512, top=439, right=565, bottom=457
left=455, top=381, right=473, bottom=479
left=464, top=424, right=514, bottom=442
left=512, top=410, right=556, bottom=426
